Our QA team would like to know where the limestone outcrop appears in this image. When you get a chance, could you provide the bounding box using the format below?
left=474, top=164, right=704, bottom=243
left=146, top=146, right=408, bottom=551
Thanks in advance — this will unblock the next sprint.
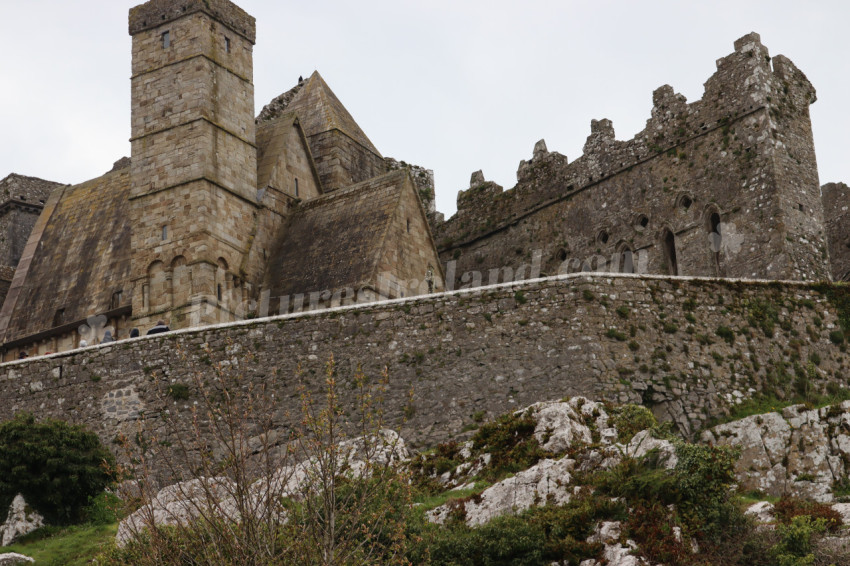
left=0, top=554, right=34, bottom=565
left=0, top=495, right=43, bottom=547
left=702, top=401, right=850, bottom=502
left=117, top=429, right=408, bottom=547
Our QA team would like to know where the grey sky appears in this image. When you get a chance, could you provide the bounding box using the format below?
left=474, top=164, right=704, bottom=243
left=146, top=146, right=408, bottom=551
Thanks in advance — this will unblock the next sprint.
left=0, top=1, right=847, bottom=217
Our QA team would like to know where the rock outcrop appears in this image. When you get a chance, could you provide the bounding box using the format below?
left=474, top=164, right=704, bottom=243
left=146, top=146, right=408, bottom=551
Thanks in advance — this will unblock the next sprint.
left=702, top=401, right=850, bottom=502
left=0, top=495, right=43, bottom=547
left=117, top=430, right=408, bottom=547
left=0, top=554, right=34, bottom=565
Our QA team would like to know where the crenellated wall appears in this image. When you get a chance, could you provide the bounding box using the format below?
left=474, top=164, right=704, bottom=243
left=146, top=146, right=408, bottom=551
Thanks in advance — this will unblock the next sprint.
left=434, top=33, right=829, bottom=287
left=2, top=273, right=849, bottom=475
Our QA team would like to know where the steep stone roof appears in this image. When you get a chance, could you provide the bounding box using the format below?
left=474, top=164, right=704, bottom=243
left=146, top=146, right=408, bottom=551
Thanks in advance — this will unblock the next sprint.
left=256, top=111, right=321, bottom=192
left=264, top=169, right=411, bottom=297
left=257, top=71, right=381, bottom=157
left=0, top=167, right=133, bottom=343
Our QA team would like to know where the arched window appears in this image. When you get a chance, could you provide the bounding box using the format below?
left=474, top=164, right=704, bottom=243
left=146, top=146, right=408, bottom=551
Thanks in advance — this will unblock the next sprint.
left=171, top=256, right=190, bottom=307
left=617, top=244, right=635, bottom=274
left=707, top=210, right=723, bottom=276
left=147, top=261, right=166, bottom=312
left=661, top=229, right=678, bottom=275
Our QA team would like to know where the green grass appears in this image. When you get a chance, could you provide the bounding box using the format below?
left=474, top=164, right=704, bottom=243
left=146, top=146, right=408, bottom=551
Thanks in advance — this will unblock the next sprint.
left=0, top=522, right=118, bottom=565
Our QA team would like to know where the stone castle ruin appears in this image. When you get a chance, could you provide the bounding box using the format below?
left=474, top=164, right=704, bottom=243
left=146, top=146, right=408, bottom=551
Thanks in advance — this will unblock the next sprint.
left=0, top=0, right=847, bottom=361
left=0, top=0, right=444, bottom=360
left=434, top=32, right=841, bottom=288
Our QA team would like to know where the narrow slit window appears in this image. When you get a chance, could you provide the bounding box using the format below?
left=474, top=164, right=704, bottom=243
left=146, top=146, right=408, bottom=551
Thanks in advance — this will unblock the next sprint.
left=407, top=218, right=411, bottom=233
left=162, top=225, right=168, bottom=240
left=225, top=37, right=231, bottom=53
left=161, top=31, right=170, bottom=49
left=217, top=284, right=223, bottom=301
left=294, top=178, right=299, bottom=197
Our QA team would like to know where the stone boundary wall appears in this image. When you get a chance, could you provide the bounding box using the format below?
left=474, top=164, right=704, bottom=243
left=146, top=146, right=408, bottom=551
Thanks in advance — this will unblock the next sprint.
left=1, top=274, right=848, bottom=462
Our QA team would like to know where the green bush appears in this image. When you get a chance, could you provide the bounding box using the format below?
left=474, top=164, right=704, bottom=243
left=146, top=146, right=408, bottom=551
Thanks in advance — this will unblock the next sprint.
left=609, top=404, right=658, bottom=443
left=471, top=410, right=552, bottom=482
left=0, top=413, right=115, bottom=524
left=771, top=515, right=826, bottom=566
left=716, top=326, right=735, bottom=345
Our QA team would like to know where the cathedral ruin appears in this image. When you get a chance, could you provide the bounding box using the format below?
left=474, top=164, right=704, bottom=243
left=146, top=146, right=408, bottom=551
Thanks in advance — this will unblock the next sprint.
left=0, top=0, right=846, bottom=361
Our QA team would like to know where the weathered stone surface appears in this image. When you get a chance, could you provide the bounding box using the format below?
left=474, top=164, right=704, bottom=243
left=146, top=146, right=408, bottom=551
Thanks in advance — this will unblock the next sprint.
left=0, top=553, right=34, bottom=565
left=704, top=401, right=850, bottom=502
left=0, top=495, right=44, bottom=547
left=428, top=456, right=576, bottom=527
left=2, top=274, right=849, bottom=478
left=745, top=501, right=775, bottom=524
left=117, top=430, right=407, bottom=546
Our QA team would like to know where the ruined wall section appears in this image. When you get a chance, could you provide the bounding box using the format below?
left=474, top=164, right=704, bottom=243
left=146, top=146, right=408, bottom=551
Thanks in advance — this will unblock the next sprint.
left=0, top=174, right=63, bottom=270
left=434, top=33, right=829, bottom=286
left=308, top=129, right=386, bottom=192
left=0, top=275, right=848, bottom=463
left=823, top=182, right=850, bottom=281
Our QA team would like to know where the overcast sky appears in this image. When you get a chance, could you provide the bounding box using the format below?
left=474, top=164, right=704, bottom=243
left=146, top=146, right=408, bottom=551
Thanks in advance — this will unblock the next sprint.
left=0, top=1, right=847, bottom=217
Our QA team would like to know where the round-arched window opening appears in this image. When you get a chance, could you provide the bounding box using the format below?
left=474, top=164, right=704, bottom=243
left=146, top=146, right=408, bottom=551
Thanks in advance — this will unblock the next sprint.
left=710, top=212, right=721, bottom=235
left=635, top=214, right=649, bottom=230
left=680, top=195, right=693, bottom=210
left=597, top=230, right=610, bottom=245
left=557, top=248, right=568, bottom=261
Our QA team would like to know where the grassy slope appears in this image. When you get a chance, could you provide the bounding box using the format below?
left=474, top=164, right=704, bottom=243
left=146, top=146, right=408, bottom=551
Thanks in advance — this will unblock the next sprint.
left=0, top=523, right=117, bottom=566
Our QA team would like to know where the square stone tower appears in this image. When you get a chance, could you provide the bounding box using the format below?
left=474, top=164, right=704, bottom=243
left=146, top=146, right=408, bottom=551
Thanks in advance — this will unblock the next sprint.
left=128, top=0, right=258, bottom=329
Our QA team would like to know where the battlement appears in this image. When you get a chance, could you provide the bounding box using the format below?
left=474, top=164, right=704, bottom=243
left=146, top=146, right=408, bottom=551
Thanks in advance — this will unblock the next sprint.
left=437, top=32, right=826, bottom=284
left=129, top=0, right=256, bottom=43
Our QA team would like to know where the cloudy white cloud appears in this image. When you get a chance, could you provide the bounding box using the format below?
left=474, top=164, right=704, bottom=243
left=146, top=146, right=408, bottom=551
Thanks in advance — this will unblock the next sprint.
left=0, top=0, right=847, bottom=217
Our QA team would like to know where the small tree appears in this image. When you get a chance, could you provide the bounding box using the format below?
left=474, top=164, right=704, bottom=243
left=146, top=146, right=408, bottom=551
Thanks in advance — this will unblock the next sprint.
left=0, top=412, right=115, bottom=524
left=103, top=345, right=419, bottom=565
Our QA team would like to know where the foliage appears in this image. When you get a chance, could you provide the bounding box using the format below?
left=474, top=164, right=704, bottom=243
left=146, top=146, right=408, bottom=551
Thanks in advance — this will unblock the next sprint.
left=608, top=404, right=658, bottom=443
left=0, top=522, right=118, bottom=566
left=770, top=516, right=826, bottom=566
left=103, top=350, right=422, bottom=565
left=471, top=410, right=553, bottom=482
left=421, top=491, right=625, bottom=566
left=0, top=413, right=115, bottom=524
left=773, top=496, right=841, bottom=532
left=594, top=442, right=741, bottom=564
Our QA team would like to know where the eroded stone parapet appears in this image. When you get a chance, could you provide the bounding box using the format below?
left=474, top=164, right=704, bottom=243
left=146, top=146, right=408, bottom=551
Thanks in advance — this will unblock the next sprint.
left=129, top=0, right=256, bottom=43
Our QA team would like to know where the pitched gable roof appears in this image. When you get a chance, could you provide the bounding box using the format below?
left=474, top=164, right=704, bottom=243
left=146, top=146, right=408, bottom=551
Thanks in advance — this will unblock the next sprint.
left=256, top=112, right=322, bottom=193
left=258, top=71, right=382, bottom=157
left=264, top=169, right=412, bottom=298
left=0, top=166, right=133, bottom=343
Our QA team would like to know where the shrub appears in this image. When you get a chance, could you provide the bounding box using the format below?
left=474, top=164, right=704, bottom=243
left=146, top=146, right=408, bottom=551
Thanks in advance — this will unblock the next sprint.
left=773, top=496, right=841, bottom=532
left=471, top=410, right=552, bottom=482
left=166, top=383, right=189, bottom=400
left=771, top=515, right=827, bottom=565
left=609, top=404, right=658, bottom=443
left=716, top=326, right=735, bottom=345
left=829, top=330, right=845, bottom=345
left=0, top=413, right=115, bottom=524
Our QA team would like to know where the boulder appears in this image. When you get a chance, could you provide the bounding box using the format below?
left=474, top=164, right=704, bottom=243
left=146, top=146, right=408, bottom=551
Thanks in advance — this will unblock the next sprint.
left=745, top=501, right=775, bottom=524
left=428, top=456, right=575, bottom=527
left=0, top=495, right=43, bottom=547
left=0, top=554, right=34, bottom=565
left=117, top=430, right=408, bottom=547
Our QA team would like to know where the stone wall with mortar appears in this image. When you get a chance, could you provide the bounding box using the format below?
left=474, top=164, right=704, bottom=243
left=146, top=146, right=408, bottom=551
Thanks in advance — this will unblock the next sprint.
left=824, top=182, right=850, bottom=282
left=434, top=33, right=829, bottom=286
left=2, top=274, right=850, bottom=472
